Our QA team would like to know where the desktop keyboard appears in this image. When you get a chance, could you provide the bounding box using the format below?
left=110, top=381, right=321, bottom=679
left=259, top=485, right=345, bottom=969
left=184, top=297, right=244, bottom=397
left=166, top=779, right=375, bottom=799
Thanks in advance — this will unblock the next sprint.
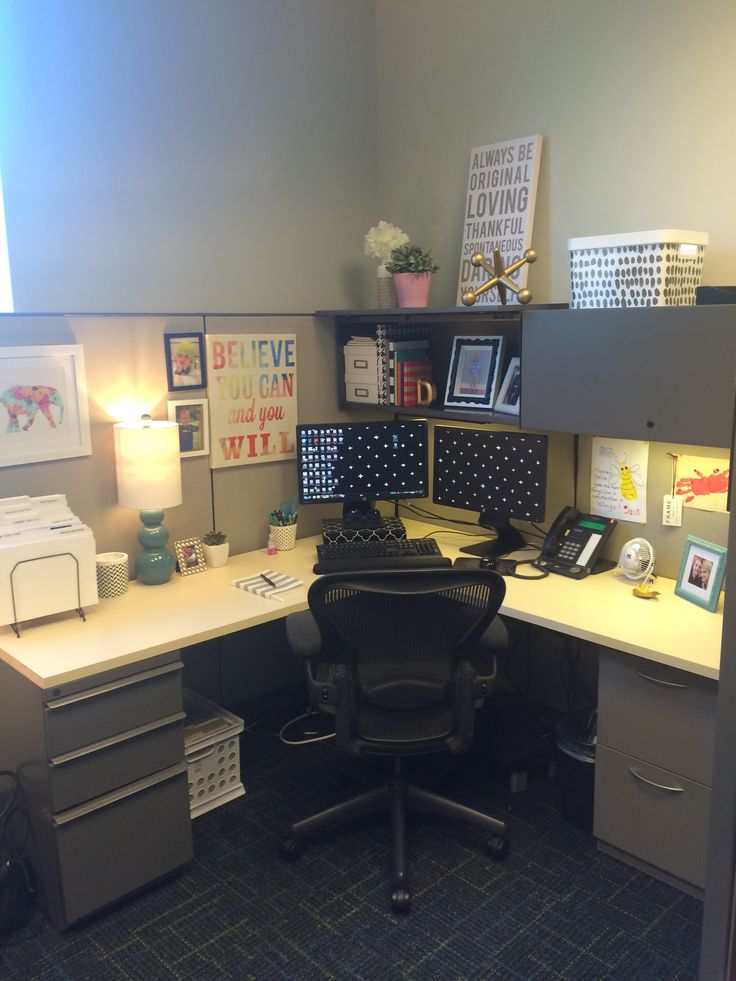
left=313, top=538, right=452, bottom=574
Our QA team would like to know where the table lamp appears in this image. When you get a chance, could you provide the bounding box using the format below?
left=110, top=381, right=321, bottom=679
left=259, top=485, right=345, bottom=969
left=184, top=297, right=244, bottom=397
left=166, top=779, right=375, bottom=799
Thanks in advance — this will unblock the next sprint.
left=114, top=415, right=183, bottom=585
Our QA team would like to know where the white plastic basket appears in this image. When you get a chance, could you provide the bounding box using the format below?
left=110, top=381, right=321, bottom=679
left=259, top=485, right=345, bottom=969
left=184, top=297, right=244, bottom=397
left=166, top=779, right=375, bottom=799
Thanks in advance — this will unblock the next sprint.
left=183, top=690, right=246, bottom=818
left=568, top=229, right=708, bottom=309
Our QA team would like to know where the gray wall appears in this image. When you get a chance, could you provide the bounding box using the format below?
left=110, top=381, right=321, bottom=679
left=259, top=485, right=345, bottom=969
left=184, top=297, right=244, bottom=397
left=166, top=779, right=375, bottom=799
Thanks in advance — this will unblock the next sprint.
left=0, top=0, right=377, bottom=313
left=375, top=0, right=736, bottom=307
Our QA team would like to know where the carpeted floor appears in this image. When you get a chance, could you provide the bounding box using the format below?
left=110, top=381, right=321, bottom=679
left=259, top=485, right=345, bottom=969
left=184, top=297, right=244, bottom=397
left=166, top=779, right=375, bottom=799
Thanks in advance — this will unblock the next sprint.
left=0, top=718, right=702, bottom=980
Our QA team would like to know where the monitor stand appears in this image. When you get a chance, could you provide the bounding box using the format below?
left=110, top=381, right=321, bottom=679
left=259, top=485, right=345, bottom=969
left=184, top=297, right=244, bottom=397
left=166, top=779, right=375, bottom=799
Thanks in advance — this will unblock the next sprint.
left=342, top=500, right=385, bottom=530
left=459, top=517, right=527, bottom=560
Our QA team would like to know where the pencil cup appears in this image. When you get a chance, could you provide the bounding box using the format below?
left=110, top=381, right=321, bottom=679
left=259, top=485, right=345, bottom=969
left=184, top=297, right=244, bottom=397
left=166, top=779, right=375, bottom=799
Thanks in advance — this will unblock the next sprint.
left=269, top=524, right=297, bottom=551
left=96, top=552, right=129, bottom=598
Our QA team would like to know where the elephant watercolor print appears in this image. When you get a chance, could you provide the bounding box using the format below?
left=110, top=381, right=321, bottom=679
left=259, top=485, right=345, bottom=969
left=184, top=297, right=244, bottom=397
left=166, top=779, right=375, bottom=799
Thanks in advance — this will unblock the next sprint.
left=0, top=345, right=92, bottom=467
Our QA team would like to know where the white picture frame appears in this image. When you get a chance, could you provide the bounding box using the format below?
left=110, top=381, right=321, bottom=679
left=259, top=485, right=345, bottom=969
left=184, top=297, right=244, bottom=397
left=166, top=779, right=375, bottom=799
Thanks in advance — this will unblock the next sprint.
left=167, top=398, right=209, bottom=457
left=495, top=357, right=521, bottom=415
left=444, top=335, right=504, bottom=411
left=0, top=345, right=92, bottom=468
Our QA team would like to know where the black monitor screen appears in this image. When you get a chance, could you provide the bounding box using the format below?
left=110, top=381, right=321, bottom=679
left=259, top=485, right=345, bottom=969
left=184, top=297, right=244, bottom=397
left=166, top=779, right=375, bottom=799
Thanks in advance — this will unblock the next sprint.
left=433, top=426, right=548, bottom=558
left=297, top=420, right=428, bottom=507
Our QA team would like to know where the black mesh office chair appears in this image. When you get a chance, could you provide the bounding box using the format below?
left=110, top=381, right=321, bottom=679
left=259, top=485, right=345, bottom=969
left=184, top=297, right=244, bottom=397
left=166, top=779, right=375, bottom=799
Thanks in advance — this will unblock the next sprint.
left=280, top=568, right=509, bottom=913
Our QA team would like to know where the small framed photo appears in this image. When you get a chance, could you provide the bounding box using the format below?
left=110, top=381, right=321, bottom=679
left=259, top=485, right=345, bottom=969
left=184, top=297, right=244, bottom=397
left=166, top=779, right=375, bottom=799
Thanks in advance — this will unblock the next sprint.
left=495, top=357, right=521, bottom=415
left=444, top=335, right=504, bottom=410
left=174, top=537, right=207, bottom=576
left=167, top=399, right=209, bottom=457
left=164, top=332, right=207, bottom=392
left=675, top=535, right=727, bottom=612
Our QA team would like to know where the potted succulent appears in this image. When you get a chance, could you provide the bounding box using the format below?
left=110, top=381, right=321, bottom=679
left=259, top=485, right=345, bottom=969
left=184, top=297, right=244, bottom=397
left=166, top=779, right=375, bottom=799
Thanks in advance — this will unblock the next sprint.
left=385, top=243, right=440, bottom=308
left=201, top=530, right=229, bottom=568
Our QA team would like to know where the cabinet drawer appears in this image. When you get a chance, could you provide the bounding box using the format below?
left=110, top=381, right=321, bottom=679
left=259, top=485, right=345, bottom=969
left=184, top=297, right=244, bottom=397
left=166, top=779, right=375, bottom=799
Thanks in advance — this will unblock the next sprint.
left=52, top=764, right=192, bottom=928
left=44, top=661, right=183, bottom=756
left=48, top=712, right=185, bottom=813
left=594, top=744, right=710, bottom=888
left=597, top=650, right=716, bottom=785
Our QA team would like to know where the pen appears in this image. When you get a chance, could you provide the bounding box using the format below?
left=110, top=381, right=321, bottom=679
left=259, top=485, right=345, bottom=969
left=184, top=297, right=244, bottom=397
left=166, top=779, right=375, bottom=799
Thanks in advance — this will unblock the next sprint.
left=260, top=573, right=277, bottom=587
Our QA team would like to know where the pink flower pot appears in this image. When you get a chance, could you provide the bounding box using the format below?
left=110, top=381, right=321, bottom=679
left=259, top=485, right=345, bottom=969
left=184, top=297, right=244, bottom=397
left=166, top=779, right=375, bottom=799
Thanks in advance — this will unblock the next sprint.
left=393, top=272, right=432, bottom=308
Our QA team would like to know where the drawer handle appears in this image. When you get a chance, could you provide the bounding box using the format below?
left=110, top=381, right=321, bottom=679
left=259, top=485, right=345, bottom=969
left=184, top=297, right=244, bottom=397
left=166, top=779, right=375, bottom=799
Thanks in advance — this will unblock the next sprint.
left=628, top=767, right=684, bottom=793
left=46, top=661, right=183, bottom=709
left=186, top=746, right=217, bottom=764
left=636, top=669, right=689, bottom=689
left=53, top=762, right=188, bottom=824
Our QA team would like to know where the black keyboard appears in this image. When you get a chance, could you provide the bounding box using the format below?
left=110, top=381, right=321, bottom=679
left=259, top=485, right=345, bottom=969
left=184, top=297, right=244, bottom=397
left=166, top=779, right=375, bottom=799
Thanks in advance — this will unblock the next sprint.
left=314, top=538, right=452, bottom=574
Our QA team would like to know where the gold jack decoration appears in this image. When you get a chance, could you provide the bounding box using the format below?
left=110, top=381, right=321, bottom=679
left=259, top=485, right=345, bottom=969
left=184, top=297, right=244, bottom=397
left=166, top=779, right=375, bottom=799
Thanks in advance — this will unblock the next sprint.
left=461, top=247, right=538, bottom=306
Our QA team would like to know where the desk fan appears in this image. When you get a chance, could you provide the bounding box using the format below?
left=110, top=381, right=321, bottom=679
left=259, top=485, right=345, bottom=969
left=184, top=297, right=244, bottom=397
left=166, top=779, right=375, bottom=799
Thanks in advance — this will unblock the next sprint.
left=617, top=538, right=658, bottom=598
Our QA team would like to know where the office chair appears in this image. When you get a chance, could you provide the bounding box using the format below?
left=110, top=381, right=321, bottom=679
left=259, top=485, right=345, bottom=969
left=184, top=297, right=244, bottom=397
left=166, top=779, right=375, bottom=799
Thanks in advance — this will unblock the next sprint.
left=280, top=568, right=509, bottom=913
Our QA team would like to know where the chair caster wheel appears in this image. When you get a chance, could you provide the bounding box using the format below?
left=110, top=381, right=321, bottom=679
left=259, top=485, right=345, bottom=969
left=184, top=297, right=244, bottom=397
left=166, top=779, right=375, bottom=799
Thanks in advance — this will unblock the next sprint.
left=486, top=835, right=509, bottom=860
left=280, top=836, right=304, bottom=862
left=391, top=886, right=411, bottom=914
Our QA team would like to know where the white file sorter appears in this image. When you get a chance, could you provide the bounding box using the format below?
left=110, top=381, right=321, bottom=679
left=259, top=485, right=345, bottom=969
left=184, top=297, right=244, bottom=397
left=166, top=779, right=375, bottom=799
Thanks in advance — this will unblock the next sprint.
left=0, top=496, right=99, bottom=633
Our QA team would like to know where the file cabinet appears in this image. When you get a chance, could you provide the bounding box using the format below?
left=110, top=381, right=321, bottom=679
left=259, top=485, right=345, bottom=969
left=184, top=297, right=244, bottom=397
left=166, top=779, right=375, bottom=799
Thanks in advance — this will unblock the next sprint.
left=594, top=648, right=717, bottom=892
left=0, top=651, right=193, bottom=929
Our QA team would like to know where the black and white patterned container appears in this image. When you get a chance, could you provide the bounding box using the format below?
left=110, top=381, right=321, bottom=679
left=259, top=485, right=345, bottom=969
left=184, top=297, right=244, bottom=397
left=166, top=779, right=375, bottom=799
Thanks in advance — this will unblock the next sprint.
left=95, top=551, right=129, bottom=598
left=569, top=230, right=708, bottom=309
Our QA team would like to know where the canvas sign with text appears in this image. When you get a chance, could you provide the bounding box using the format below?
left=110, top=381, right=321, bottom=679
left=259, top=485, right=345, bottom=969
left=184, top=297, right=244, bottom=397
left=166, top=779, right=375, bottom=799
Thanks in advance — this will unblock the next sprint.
left=206, top=334, right=297, bottom=468
left=457, top=135, right=542, bottom=306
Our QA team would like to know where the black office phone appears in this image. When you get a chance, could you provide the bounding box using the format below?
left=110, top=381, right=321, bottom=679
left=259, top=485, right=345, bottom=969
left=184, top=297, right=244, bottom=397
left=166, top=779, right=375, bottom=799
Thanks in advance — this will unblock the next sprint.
left=536, top=506, right=617, bottom=580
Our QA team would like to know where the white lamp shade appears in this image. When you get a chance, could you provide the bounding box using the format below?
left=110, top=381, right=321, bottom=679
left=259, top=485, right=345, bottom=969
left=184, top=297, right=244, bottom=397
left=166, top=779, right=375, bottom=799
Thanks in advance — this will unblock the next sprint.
left=114, top=420, right=182, bottom=511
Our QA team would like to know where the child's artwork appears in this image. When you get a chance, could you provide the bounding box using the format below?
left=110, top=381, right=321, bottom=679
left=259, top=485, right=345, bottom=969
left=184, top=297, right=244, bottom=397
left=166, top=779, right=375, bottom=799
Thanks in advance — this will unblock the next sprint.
left=590, top=437, right=649, bottom=523
left=675, top=454, right=730, bottom=513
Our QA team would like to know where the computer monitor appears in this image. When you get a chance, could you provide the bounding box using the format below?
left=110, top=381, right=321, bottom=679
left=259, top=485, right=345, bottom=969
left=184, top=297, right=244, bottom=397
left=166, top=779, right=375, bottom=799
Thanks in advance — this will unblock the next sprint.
left=433, top=426, right=548, bottom=559
left=296, top=420, right=428, bottom=522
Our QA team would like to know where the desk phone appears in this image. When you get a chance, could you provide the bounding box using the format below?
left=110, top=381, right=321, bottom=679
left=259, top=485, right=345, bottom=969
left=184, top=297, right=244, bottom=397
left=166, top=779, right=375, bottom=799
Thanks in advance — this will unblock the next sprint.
left=536, top=506, right=617, bottom=579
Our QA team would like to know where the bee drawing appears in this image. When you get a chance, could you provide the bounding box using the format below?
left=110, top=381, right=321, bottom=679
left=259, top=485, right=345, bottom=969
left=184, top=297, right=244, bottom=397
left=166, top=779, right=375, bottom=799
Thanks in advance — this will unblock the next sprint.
left=612, top=454, right=643, bottom=501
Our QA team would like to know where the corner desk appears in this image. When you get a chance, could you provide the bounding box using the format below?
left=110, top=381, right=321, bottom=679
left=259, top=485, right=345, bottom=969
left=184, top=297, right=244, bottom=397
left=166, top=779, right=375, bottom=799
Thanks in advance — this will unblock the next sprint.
left=0, top=520, right=722, bottom=927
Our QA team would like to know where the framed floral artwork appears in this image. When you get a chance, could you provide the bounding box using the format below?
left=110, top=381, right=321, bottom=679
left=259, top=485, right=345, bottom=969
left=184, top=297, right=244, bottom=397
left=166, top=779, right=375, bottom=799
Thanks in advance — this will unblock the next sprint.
left=0, top=345, right=92, bottom=468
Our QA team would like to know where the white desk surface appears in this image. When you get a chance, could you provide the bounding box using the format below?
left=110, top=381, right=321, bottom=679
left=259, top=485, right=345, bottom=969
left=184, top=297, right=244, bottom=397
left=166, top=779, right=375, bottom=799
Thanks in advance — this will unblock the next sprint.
left=0, top=519, right=724, bottom=688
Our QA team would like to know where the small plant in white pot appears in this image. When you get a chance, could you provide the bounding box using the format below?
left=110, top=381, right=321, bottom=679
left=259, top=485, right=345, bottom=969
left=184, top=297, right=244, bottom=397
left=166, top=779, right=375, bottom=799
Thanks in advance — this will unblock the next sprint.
left=385, top=243, right=439, bottom=308
left=202, top=530, right=229, bottom=568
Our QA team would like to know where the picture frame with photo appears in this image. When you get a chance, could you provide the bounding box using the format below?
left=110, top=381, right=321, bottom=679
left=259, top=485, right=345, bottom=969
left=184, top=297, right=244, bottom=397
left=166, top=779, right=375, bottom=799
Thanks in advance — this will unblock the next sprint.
left=444, top=335, right=504, bottom=410
left=674, top=535, right=727, bottom=612
left=167, top=399, right=209, bottom=457
left=173, top=537, right=207, bottom=576
left=0, top=344, right=92, bottom=468
left=495, top=357, right=521, bottom=415
left=164, top=332, right=207, bottom=392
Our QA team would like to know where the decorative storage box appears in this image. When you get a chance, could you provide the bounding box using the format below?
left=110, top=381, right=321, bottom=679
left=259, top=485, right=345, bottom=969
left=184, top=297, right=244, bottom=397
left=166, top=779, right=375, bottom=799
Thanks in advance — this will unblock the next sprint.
left=183, top=690, right=246, bottom=818
left=568, top=229, right=708, bottom=309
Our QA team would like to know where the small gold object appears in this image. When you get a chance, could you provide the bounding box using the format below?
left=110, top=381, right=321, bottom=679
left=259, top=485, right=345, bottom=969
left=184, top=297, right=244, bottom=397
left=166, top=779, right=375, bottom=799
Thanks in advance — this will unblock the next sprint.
left=462, top=247, right=538, bottom=306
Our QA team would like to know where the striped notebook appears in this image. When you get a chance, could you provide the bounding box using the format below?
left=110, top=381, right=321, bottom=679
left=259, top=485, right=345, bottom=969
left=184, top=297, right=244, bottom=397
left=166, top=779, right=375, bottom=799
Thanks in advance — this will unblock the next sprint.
left=231, top=570, right=303, bottom=602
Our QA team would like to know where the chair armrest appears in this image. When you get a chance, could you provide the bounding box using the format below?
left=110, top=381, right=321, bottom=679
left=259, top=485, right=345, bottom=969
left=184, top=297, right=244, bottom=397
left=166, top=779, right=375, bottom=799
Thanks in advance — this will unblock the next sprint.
left=285, top=610, right=322, bottom=659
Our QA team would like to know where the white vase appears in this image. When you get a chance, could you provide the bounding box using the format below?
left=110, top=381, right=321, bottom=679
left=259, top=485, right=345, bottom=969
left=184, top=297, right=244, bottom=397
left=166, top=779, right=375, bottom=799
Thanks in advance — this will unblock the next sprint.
left=377, top=264, right=397, bottom=308
left=202, top=541, right=229, bottom=568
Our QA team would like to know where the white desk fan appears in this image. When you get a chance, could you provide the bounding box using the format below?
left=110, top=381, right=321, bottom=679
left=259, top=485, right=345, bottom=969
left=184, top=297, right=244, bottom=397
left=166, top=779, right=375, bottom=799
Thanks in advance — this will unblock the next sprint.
left=617, top=538, right=658, bottom=598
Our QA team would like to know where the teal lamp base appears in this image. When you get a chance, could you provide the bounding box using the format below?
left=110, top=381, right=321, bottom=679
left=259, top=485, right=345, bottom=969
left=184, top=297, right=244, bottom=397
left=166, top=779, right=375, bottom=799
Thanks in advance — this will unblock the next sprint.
left=135, top=509, right=176, bottom=585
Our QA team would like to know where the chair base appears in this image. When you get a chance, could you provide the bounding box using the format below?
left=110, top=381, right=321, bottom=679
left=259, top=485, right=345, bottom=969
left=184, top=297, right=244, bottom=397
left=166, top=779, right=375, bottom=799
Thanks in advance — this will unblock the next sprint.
left=281, top=761, right=509, bottom=914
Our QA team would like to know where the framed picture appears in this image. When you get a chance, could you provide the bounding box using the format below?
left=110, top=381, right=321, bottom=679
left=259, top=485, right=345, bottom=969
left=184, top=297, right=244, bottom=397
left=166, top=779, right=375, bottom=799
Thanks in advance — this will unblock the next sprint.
left=675, top=535, right=727, bottom=612
left=495, top=357, right=521, bottom=415
left=164, top=332, right=207, bottom=392
left=0, top=345, right=92, bottom=468
left=173, top=537, right=207, bottom=576
left=167, top=399, right=209, bottom=457
left=444, top=335, right=504, bottom=410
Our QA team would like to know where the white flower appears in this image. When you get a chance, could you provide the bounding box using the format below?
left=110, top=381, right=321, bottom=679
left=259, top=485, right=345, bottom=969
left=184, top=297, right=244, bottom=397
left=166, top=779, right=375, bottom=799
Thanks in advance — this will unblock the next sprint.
left=364, top=220, right=409, bottom=263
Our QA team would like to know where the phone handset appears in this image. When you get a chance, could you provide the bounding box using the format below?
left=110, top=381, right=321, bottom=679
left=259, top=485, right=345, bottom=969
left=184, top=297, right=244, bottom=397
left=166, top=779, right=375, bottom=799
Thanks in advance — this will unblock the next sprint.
left=540, top=505, right=581, bottom=560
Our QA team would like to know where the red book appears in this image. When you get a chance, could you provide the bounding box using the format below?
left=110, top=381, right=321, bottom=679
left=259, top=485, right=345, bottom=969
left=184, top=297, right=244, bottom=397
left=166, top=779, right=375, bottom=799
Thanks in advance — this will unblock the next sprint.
left=401, top=359, right=433, bottom=407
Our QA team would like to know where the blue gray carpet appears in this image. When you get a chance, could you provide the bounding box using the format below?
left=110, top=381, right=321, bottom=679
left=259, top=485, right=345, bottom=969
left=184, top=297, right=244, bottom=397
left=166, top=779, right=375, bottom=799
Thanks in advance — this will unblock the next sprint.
left=0, top=724, right=701, bottom=979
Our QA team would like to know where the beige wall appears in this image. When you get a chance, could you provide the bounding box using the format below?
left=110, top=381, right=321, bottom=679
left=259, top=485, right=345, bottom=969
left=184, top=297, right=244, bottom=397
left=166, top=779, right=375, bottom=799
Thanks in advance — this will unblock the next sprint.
left=375, top=0, right=736, bottom=306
